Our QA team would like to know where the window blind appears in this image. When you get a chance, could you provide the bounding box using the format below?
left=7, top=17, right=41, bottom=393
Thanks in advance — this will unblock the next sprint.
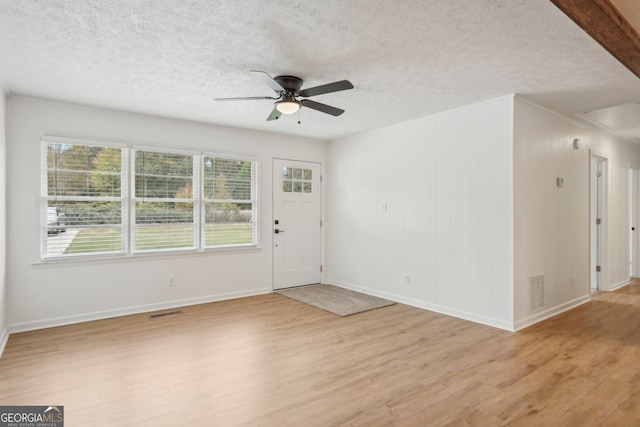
left=203, top=156, right=257, bottom=247
left=42, top=139, right=126, bottom=258
left=133, top=149, right=197, bottom=252
left=41, top=138, right=259, bottom=260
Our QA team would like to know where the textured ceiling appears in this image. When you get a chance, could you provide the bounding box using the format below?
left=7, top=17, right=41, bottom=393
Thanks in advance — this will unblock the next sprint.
left=0, top=0, right=639, bottom=141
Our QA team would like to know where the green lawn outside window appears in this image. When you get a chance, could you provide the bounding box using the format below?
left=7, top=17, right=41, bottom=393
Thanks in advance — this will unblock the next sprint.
left=64, top=223, right=253, bottom=254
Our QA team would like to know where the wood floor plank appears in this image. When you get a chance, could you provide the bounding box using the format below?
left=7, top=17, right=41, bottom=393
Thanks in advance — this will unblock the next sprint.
left=2, top=282, right=640, bottom=426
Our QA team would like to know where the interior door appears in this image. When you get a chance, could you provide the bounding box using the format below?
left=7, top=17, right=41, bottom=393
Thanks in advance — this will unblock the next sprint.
left=273, top=159, right=322, bottom=289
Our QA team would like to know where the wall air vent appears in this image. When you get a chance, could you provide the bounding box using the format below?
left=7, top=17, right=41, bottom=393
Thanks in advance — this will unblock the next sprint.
left=147, top=310, right=184, bottom=319
left=529, top=274, right=545, bottom=311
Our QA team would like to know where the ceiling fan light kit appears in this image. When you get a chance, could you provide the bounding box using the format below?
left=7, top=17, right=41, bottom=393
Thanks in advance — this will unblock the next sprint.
left=215, top=70, right=353, bottom=122
left=275, top=99, right=301, bottom=114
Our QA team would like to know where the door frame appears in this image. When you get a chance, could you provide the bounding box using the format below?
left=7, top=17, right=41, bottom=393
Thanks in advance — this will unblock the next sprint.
left=271, top=157, right=324, bottom=290
left=629, top=165, right=639, bottom=279
left=590, top=152, right=608, bottom=292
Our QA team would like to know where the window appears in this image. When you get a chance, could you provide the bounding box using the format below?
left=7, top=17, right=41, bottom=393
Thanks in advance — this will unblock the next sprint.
left=282, top=166, right=313, bottom=193
left=203, top=156, right=257, bottom=247
left=42, top=140, right=126, bottom=257
left=133, top=149, right=197, bottom=253
left=41, top=137, right=259, bottom=259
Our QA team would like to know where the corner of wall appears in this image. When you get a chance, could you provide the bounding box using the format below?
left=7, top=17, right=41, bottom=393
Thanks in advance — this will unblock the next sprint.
left=0, top=326, right=8, bottom=358
left=511, top=96, right=639, bottom=328
left=0, top=90, right=7, bottom=357
left=326, top=95, right=515, bottom=330
left=513, top=295, right=591, bottom=331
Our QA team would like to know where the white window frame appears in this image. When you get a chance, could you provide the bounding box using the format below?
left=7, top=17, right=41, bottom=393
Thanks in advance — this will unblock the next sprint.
left=201, top=152, right=260, bottom=249
left=40, top=137, right=259, bottom=261
left=130, top=146, right=201, bottom=254
left=41, top=136, right=129, bottom=260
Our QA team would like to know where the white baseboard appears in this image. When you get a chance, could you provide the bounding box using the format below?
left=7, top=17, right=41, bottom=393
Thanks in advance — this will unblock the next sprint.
left=513, top=294, right=591, bottom=331
left=326, top=279, right=515, bottom=331
left=609, top=280, right=629, bottom=292
left=8, top=288, right=271, bottom=335
left=0, top=326, right=9, bottom=359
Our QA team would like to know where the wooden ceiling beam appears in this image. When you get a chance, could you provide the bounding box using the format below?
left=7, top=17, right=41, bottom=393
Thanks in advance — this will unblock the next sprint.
left=549, top=0, right=640, bottom=79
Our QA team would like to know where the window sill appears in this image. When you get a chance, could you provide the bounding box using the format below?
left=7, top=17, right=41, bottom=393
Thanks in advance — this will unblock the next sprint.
left=33, top=245, right=262, bottom=268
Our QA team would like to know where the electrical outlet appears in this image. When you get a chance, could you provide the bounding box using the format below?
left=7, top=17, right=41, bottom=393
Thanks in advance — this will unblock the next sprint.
left=168, top=275, right=176, bottom=287
left=403, top=273, right=411, bottom=285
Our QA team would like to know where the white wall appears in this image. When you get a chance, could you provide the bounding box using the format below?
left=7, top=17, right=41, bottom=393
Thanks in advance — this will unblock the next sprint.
left=6, top=96, right=327, bottom=332
left=325, top=96, right=514, bottom=330
left=0, top=91, right=7, bottom=354
left=7, top=93, right=637, bottom=340
left=513, top=97, right=640, bottom=329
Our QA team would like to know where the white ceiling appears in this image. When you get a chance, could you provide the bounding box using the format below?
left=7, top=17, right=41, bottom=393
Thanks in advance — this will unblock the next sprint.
left=1, top=0, right=639, bottom=141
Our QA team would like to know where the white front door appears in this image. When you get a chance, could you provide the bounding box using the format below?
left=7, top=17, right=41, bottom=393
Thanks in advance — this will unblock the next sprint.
left=273, top=159, right=322, bottom=289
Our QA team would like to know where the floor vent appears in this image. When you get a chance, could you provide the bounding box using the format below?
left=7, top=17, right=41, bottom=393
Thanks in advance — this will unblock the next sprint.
left=529, top=274, right=545, bottom=311
left=148, top=310, right=184, bottom=319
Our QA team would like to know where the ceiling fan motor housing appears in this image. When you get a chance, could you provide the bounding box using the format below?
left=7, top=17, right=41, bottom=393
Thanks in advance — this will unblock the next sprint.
left=274, top=75, right=303, bottom=93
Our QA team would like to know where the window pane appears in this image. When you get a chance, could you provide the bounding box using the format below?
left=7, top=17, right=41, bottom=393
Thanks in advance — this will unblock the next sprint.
left=204, top=202, right=255, bottom=247
left=47, top=144, right=122, bottom=197
left=135, top=151, right=193, bottom=199
left=133, top=150, right=195, bottom=252
left=63, top=228, right=123, bottom=255
left=44, top=140, right=125, bottom=258
left=135, top=201, right=195, bottom=251
left=45, top=200, right=124, bottom=256
left=203, top=157, right=253, bottom=200
left=303, top=169, right=312, bottom=180
left=202, top=157, right=257, bottom=248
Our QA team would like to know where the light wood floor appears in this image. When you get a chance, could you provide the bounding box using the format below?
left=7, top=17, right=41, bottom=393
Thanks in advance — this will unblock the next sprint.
left=1, top=282, right=640, bottom=426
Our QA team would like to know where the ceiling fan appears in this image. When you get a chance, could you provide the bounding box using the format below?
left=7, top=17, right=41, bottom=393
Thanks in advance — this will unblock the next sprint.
left=215, top=70, right=354, bottom=121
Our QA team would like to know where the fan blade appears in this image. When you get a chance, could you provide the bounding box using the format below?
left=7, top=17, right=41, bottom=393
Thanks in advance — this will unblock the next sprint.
left=267, top=108, right=282, bottom=121
left=215, top=96, right=278, bottom=101
left=300, top=99, right=344, bottom=116
left=250, top=70, right=285, bottom=92
left=299, top=80, right=353, bottom=97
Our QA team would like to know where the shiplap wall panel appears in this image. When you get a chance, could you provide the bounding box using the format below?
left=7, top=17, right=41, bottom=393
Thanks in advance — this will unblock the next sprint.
left=326, top=96, right=514, bottom=329
left=512, top=97, right=640, bottom=328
